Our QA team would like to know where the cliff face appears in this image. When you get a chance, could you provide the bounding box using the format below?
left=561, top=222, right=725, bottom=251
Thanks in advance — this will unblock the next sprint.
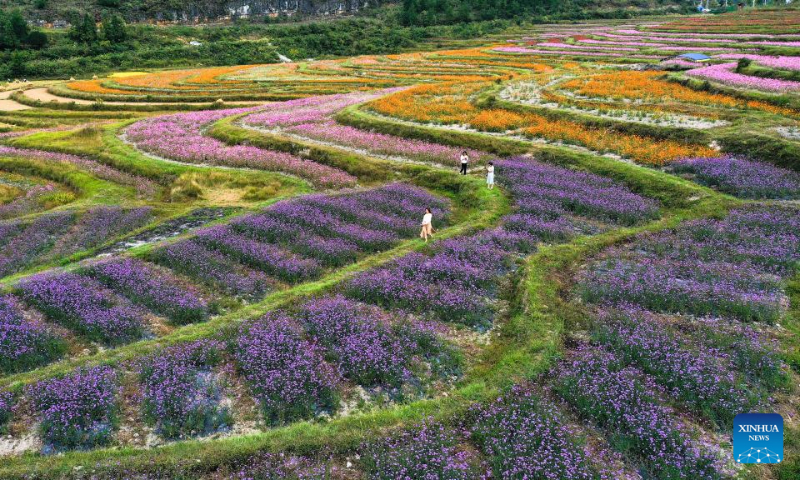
left=137, top=0, right=372, bottom=22
left=7, top=0, right=381, bottom=24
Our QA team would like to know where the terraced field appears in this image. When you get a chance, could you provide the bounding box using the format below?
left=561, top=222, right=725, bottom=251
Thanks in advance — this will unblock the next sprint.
left=0, top=7, right=799, bottom=480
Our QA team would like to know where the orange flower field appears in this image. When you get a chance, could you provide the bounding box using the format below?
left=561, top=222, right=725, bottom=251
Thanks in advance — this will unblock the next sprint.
left=368, top=78, right=719, bottom=165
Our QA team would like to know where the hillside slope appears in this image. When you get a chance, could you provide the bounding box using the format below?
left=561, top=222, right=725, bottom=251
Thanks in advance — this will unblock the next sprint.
left=4, top=0, right=685, bottom=25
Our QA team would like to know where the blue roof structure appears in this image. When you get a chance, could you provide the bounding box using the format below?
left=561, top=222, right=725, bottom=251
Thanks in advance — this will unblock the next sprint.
left=677, top=53, right=711, bottom=61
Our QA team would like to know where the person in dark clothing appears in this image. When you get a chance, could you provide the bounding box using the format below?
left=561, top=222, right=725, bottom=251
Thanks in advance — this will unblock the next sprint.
left=459, top=151, right=469, bottom=175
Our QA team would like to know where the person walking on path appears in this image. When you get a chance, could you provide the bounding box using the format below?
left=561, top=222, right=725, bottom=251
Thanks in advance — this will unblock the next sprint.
left=420, top=208, right=434, bottom=242
left=459, top=151, right=469, bottom=175
left=486, top=161, right=495, bottom=189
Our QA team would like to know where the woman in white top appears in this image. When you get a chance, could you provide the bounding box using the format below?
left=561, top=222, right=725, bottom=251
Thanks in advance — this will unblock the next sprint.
left=459, top=151, right=469, bottom=175
left=420, top=208, right=434, bottom=242
left=486, top=161, right=495, bottom=189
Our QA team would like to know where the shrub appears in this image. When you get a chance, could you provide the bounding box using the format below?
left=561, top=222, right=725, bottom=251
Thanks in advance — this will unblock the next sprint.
left=0, top=294, right=67, bottom=373
left=472, top=385, right=599, bottom=479
left=363, top=418, right=481, bottom=479
left=18, top=272, right=145, bottom=345
left=139, top=341, right=230, bottom=439
left=233, top=314, right=339, bottom=425
left=26, top=366, right=120, bottom=450
left=86, top=258, right=210, bottom=326
left=554, top=347, right=724, bottom=479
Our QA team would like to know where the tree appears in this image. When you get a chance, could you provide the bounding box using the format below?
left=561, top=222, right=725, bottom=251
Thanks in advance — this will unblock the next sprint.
left=0, top=13, right=19, bottom=50
left=8, top=9, right=29, bottom=40
left=401, top=0, right=418, bottom=25
left=0, top=9, right=47, bottom=51
left=70, top=13, right=98, bottom=44
left=26, top=30, right=48, bottom=49
left=456, top=1, right=472, bottom=22
left=101, top=14, right=127, bottom=43
left=9, top=50, right=27, bottom=77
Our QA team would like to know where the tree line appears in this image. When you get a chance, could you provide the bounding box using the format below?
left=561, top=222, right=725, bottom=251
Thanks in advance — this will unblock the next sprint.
left=0, top=9, right=47, bottom=51
left=399, top=0, right=685, bottom=26
left=69, top=13, right=128, bottom=44
left=0, top=8, right=126, bottom=52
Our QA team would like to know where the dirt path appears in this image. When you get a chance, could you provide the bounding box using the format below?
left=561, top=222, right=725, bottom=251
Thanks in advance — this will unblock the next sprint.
left=22, top=87, right=95, bottom=105
left=0, top=90, right=31, bottom=111
left=22, top=87, right=261, bottom=107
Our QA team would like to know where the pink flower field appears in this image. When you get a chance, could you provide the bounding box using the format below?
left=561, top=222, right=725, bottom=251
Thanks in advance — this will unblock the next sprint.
left=124, top=107, right=357, bottom=188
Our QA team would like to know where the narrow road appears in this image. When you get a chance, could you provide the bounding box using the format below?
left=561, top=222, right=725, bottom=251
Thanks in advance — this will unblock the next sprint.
left=21, top=87, right=261, bottom=107
left=0, top=90, right=31, bottom=111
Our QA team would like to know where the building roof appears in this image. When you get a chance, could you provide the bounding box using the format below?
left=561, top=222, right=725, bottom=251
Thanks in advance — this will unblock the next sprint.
left=677, top=53, right=711, bottom=61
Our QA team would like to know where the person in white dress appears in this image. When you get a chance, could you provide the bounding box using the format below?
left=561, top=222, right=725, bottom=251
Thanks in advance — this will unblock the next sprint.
left=486, top=162, right=495, bottom=189
left=420, top=208, right=434, bottom=242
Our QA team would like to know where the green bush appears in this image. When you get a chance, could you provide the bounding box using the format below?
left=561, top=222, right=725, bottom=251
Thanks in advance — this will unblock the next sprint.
left=719, top=133, right=800, bottom=173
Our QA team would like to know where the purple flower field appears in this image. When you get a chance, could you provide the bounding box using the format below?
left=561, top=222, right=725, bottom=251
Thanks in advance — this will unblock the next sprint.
left=0, top=184, right=57, bottom=220
left=150, top=183, right=448, bottom=295
left=685, top=316, right=786, bottom=390
left=26, top=366, right=120, bottom=450
left=554, top=346, right=725, bottom=479
left=5, top=14, right=800, bottom=477
left=580, top=206, right=800, bottom=323
left=151, top=239, right=273, bottom=298
left=18, top=272, right=146, bottom=345
left=0, top=212, right=75, bottom=278
left=346, top=240, right=499, bottom=328
left=0, top=183, right=451, bottom=380
left=0, top=207, right=153, bottom=279
left=258, top=201, right=398, bottom=252
left=138, top=341, right=230, bottom=439
left=472, top=385, right=600, bottom=479
left=49, top=207, right=153, bottom=257
left=494, top=45, right=662, bottom=59
left=673, top=156, right=800, bottom=199
left=195, top=225, right=322, bottom=284
left=232, top=295, right=457, bottom=425
left=233, top=313, right=340, bottom=425
left=717, top=54, right=800, bottom=71
left=592, top=307, right=759, bottom=427
left=244, top=93, right=369, bottom=127
left=642, top=207, right=800, bottom=275
left=297, top=296, right=456, bottom=388
left=0, top=294, right=67, bottom=374
left=233, top=183, right=448, bottom=259
left=557, top=205, right=796, bottom=476
left=346, top=158, right=658, bottom=328
left=292, top=120, right=488, bottom=166
left=497, top=158, right=660, bottom=227
left=86, top=258, right=210, bottom=326
left=299, top=297, right=412, bottom=387
left=0, top=146, right=158, bottom=198
left=236, top=216, right=361, bottom=267
left=363, top=418, right=481, bottom=479
left=539, top=40, right=733, bottom=53
left=580, top=256, right=785, bottom=323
